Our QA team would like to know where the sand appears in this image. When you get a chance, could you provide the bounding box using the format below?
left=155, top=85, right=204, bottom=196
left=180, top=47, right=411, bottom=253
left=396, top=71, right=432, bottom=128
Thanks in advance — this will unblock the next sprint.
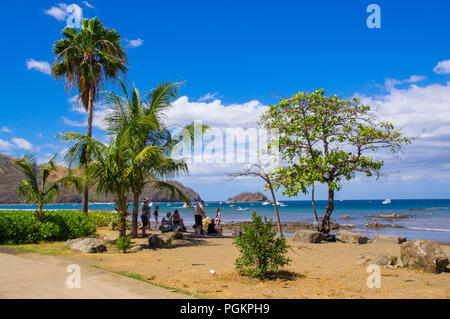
left=79, top=230, right=450, bottom=299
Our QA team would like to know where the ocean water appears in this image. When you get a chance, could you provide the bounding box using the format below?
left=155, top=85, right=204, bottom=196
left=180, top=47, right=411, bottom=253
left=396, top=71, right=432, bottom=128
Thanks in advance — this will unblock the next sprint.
left=1, top=199, right=450, bottom=242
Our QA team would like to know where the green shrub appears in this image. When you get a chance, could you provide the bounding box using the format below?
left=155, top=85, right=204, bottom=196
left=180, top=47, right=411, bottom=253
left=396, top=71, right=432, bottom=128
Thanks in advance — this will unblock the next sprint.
left=116, top=235, right=131, bottom=253
left=0, top=210, right=97, bottom=244
left=87, top=211, right=120, bottom=227
left=233, top=212, right=290, bottom=278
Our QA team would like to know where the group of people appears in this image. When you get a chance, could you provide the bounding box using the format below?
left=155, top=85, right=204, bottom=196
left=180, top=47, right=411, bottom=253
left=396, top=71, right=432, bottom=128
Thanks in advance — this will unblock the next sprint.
left=194, top=200, right=222, bottom=237
left=139, top=198, right=222, bottom=237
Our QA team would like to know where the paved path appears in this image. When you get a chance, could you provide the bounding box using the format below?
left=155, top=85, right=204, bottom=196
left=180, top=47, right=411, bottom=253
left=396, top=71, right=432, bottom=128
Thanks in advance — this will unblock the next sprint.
left=0, top=248, right=191, bottom=299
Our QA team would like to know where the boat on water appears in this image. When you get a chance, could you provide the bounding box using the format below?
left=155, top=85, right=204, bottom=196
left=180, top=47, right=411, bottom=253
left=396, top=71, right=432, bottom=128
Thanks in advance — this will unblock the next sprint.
left=382, top=199, right=391, bottom=205
left=229, top=204, right=235, bottom=207
left=262, top=200, right=270, bottom=205
left=237, top=206, right=249, bottom=211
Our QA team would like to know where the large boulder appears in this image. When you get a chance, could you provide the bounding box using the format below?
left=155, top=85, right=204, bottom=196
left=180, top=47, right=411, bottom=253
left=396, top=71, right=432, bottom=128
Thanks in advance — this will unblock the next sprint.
left=400, top=239, right=449, bottom=273
left=293, top=229, right=325, bottom=243
left=69, top=238, right=107, bottom=253
left=336, top=230, right=368, bottom=244
left=372, top=235, right=406, bottom=244
left=101, top=232, right=120, bottom=243
left=147, top=232, right=182, bottom=249
left=355, top=253, right=392, bottom=266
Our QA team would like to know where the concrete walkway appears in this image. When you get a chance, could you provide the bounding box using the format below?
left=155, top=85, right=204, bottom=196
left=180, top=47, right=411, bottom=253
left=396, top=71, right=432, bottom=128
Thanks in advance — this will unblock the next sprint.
left=0, top=248, right=192, bottom=299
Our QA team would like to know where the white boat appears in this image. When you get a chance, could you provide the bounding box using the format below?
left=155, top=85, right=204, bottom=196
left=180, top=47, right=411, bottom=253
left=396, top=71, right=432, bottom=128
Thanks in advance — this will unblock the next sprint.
left=229, top=204, right=235, bottom=207
left=382, top=199, right=391, bottom=205
left=262, top=200, right=270, bottom=206
left=237, top=206, right=249, bottom=211
left=149, top=202, right=153, bottom=207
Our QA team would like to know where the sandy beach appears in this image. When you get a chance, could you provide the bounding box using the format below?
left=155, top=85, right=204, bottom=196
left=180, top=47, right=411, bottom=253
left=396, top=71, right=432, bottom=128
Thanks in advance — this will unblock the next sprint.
left=69, top=229, right=450, bottom=299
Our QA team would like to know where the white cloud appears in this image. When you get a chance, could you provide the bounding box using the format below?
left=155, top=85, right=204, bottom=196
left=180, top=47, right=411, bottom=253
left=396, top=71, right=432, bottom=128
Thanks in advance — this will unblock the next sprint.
left=82, top=1, right=94, bottom=9
left=125, top=38, right=144, bottom=48
left=26, top=59, right=51, bottom=75
left=1, top=126, right=12, bottom=133
left=433, top=59, right=450, bottom=74
left=384, top=75, right=426, bottom=90
left=0, top=139, right=14, bottom=151
left=11, top=138, right=33, bottom=150
left=44, top=4, right=68, bottom=21
left=198, top=92, right=218, bottom=102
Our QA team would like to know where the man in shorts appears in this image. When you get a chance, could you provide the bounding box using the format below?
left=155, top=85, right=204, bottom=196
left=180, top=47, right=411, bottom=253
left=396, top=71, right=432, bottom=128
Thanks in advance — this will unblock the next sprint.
left=141, top=198, right=151, bottom=237
left=194, top=200, right=205, bottom=237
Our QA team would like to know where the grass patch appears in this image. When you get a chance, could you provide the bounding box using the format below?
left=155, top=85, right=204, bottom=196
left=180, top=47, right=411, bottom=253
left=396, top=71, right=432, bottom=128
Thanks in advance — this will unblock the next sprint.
left=1, top=241, right=74, bottom=256
left=89, top=265, right=202, bottom=299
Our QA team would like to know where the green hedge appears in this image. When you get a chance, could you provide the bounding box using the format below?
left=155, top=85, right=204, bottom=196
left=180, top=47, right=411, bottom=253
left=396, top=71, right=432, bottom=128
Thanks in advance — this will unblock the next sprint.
left=0, top=210, right=117, bottom=244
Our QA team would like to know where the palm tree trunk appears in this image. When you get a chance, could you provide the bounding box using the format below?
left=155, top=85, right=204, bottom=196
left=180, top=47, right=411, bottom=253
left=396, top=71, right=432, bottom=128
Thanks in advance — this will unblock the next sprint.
left=311, top=183, right=319, bottom=222
left=131, top=192, right=140, bottom=238
left=268, top=180, right=283, bottom=237
left=37, top=203, right=43, bottom=221
left=82, top=87, right=94, bottom=214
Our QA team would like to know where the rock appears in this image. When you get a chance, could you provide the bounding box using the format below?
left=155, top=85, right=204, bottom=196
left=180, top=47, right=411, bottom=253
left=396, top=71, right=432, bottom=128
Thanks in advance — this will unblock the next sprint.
left=367, top=213, right=414, bottom=219
left=338, top=215, right=354, bottom=220
left=226, top=192, right=269, bottom=203
left=101, top=232, right=120, bottom=243
left=108, top=222, right=118, bottom=230
left=355, top=253, right=391, bottom=266
left=323, top=233, right=336, bottom=242
left=293, top=229, right=325, bottom=243
left=70, top=238, right=106, bottom=253
left=64, top=238, right=83, bottom=247
left=400, top=239, right=449, bottom=273
left=129, top=244, right=144, bottom=252
left=372, top=235, right=407, bottom=244
left=336, top=230, right=368, bottom=244
left=147, top=233, right=179, bottom=249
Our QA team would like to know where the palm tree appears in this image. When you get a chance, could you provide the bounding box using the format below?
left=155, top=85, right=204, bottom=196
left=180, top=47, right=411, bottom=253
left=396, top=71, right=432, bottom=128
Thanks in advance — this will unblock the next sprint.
left=103, top=81, right=206, bottom=237
left=59, top=131, right=191, bottom=237
left=14, top=154, right=81, bottom=220
left=52, top=17, right=127, bottom=213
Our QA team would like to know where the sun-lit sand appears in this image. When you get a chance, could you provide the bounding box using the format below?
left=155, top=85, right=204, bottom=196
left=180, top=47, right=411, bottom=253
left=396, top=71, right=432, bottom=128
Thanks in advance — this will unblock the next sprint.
left=78, top=230, right=450, bottom=299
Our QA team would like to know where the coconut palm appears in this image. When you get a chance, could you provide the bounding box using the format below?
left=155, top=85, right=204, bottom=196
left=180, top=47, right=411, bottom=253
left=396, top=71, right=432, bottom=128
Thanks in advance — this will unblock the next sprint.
left=103, top=81, right=207, bottom=237
left=59, top=131, right=190, bottom=237
left=14, top=154, right=82, bottom=220
left=52, top=17, right=127, bottom=213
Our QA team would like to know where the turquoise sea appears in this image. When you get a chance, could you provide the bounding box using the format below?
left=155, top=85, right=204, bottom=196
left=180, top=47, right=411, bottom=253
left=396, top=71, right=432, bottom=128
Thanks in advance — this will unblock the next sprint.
left=1, top=199, right=450, bottom=242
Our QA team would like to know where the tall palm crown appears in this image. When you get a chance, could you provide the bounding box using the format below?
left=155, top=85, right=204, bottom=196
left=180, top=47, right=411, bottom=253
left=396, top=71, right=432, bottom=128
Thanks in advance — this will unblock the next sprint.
left=52, top=17, right=127, bottom=212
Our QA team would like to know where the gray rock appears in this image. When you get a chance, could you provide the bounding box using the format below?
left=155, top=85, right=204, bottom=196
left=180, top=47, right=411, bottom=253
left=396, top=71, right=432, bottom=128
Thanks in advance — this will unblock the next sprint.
left=293, top=229, right=325, bottom=243
left=108, top=221, right=118, bottom=230
left=64, top=238, right=83, bottom=247
left=147, top=234, right=175, bottom=249
left=372, top=234, right=407, bottom=244
left=338, top=215, right=354, bottom=220
left=400, top=239, right=449, bottom=273
left=355, top=253, right=391, bottom=266
left=70, top=238, right=105, bottom=253
left=101, top=232, right=120, bottom=243
left=129, top=244, right=144, bottom=252
left=336, top=230, right=368, bottom=244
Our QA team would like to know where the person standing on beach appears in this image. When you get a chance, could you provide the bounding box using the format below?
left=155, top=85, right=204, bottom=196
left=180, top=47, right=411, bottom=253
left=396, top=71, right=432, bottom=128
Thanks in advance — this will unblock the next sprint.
left=141, top=198, right=151, bottom=237
left=153, top=206, right=160, bottom=230
left=194, top=200, right=205, bottom=237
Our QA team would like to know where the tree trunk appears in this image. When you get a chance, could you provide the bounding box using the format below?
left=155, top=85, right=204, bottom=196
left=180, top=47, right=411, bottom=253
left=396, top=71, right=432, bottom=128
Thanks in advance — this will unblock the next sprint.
left=131, top=193, right=140, bottom=238
left=82, top=87, right=94, bottom=214
left=117, top=198, right=128, bottom=237
left=37, top=203, right=43, bottom=221
left=268, top=180, right=283, bottom=237
left=319, top=186, right=334, bottom=233
left=311, top=183, right=319, bottom=223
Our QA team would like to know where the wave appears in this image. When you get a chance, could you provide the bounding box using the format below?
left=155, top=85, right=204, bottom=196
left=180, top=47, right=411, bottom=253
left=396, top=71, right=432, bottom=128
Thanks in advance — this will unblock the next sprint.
left=406, top=226, right=450, bottom=233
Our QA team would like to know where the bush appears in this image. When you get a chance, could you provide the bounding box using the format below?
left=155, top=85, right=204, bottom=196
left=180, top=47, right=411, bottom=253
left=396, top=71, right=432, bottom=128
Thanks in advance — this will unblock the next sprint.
left=116, top=235, right=131, bottom=253
left=0, top=210, right=96, bottom=244
left=87, top=211, right=120, bottom=227
left=233, top=212, right=290, bottom=278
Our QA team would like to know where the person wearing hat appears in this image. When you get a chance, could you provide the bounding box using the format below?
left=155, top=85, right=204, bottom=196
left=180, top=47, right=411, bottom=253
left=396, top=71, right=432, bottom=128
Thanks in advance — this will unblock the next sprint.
left=141, top=198, right=151, bottom=237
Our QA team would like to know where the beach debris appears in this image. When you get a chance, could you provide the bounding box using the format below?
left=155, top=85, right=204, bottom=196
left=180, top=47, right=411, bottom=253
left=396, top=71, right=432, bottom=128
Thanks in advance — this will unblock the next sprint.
left=372, top=234, right=407, bottom=244
left=400, top=239, right=449, bottom=273
left=338, top=215, right=354, bottom=220
left=66, top=238, right=107, bottom=253
left=336, top=230, right=368, bottom=244
left=293, top=230, right=325, bottom=243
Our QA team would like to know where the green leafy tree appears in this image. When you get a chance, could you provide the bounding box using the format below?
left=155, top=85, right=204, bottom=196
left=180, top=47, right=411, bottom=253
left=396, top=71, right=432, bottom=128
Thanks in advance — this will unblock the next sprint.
left=52, top=17, right=127, bottom=213
left=261, top=89, right=411, bottom=233
left=233, top=212, right=290, bottom=278
left=14, top=154, right=81, bottom=220
left=103, top=81, right=208, bottom=237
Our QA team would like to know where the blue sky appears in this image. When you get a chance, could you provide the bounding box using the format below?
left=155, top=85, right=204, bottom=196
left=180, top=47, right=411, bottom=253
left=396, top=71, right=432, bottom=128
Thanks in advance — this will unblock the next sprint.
left=1, top=0, right=450, bottom=200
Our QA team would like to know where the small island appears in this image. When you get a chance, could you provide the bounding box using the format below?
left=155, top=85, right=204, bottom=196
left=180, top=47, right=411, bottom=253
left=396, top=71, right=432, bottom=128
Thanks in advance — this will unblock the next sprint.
left=226, top=192, right=269, bottom=203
